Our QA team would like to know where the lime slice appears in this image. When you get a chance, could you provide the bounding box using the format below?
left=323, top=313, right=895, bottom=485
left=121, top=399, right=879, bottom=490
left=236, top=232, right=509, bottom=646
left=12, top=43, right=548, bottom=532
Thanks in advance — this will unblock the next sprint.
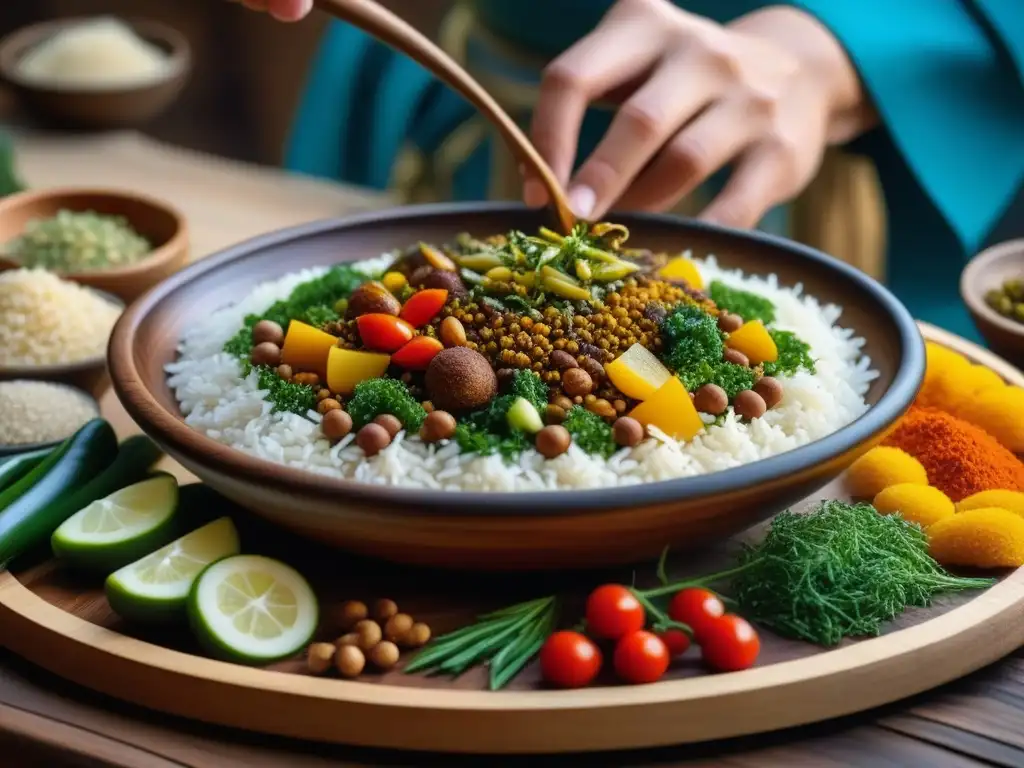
left=51, top=474, right=180, bottom=572
left=105, top=517, right=241, bottom=624
left=188, top=554, right=319, bottom=664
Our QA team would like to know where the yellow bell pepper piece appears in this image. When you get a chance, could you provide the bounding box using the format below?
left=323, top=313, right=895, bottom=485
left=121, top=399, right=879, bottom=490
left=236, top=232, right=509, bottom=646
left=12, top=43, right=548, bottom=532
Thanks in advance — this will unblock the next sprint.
left=280, top=320, right=341, bottom=378
left=658, top=257, right=704, bottom=290
left=326, top=346, right=391, bottom=395
left=604, top=343, right=672, bottom=401
left=628, top=377, right=704, bottom=441
left=725, top=320, right=778, bottom=365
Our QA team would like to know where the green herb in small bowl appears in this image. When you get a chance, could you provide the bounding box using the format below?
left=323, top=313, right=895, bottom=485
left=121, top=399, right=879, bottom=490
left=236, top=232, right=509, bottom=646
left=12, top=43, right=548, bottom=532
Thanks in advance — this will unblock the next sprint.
left=6, top=208, right=152, bottom=273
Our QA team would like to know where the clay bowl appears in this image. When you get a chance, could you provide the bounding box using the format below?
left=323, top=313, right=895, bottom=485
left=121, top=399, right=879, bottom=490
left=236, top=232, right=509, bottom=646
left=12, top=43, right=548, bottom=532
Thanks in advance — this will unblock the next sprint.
left=109, top=203, right=924, bottom=571
left=0, top=188, right=189, bottom=303
left=962, top=239, right=1024, bottom=366
left=0, top=17, right=190, bottom=131
left=0, top=286, right=123, bottom=400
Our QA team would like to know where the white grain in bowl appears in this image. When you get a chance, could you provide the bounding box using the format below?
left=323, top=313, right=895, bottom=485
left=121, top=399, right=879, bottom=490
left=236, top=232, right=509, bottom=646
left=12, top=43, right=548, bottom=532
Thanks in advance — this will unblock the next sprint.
left=0, top=379, right=99, bottom=446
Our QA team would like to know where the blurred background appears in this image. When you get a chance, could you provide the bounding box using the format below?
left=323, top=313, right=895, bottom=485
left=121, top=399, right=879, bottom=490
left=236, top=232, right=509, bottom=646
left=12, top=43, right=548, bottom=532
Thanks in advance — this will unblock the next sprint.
left=0, top=0, right=452, bottom=166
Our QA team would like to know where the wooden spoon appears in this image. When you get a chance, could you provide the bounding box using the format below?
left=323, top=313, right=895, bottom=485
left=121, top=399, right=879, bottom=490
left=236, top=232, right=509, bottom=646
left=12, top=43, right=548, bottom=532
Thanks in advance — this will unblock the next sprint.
left=312, top=0, right=577, bottom=234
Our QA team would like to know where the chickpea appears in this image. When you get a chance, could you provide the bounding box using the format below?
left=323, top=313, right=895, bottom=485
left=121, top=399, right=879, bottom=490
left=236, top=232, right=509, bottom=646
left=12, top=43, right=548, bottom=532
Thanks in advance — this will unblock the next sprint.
left=368, top=641, right=401, bottom=671
left=384, top=613, right=414, bottom=643
left=321, top=409, right=353, bottom=442
left=723, top=348, right=749, bottom=368
left=420, top=410, right=457, bottom=443
left=734, top=390, right=768, bottom=421
left=551, top=395, right=574, bottom=411
left=373, top=598, right=399, bottom=623
left=252, top=319, right=285, bottom=346
left=276, top=363, right=294, bottom=381
left=536, top=425, right=571, bottom=459
left=693, top=384, right=729, bottom=416
left=317, top=398, right=342, bottom=415
left=356, top=423, right=392, bottom=456
left=717, top=312, right=743, bottom=333
left=403, top=622, right=431, bottom=648
left=293, top=372, right=320, bottom=387
left=306, top=642, right=335, bottom=675
left=612, top=416, right=644, bottom=447
left=373, top=414, right=403, bottom=439
left=250, top=341, right=281, bottom=367
left=336, top=645, right=366, bottom=678
left=353, top=619, right=383, bottom=651
left=339, top=599, right=368, bottom=629
left=545, top=404, right=566, bottom=424
left=335, top=632, right=360, bottom=648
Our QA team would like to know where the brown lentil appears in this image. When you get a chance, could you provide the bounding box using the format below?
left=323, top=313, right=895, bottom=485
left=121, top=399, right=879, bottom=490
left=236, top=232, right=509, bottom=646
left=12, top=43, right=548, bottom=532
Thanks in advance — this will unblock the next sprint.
left=613, top=416, right=644, bottom=447
left=321, top=409, right=353, bottom=442
left=251, top=341, right=281, bottom=367
left=356, top=423, right=391, bottom=456
left=723, top=348, right=750, bottom=367
left=612, top=399, right=627, bottom=414
left=545, top=404, right=567, bottom=424
left=536, top=425, right=571, bottom=458
left=373, top=414, right=403, bottom=438
left=552, top=395, right=574, bottom=411
left=562, top=368, right=594, bottom=397
left=420, top=409, right=457, bottom=442
left=317, top=398, right=342, bottom=415
left=316, top=388, right=332, bottom=401
left=693, top=384, right=729, bottom=415
left=754, top=376, right=784, bottom=408
left=336, top=645, right=366, bottom=678
left=734, top=389, right=768, bottom=420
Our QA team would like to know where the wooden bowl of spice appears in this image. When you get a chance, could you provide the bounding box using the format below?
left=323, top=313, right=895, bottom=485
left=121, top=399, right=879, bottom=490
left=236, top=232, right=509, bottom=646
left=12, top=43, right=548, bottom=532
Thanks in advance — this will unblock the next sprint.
left=0, top=187, right=188, bottom=303
left=962, top=239, right=1024, bottom=366
left=0, top=17, right=190, bottom=130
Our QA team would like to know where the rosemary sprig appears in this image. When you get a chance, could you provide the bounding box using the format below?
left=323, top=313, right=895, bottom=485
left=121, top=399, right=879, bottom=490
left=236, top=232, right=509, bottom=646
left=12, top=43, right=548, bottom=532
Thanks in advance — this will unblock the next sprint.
left=404, top=596, right=559, bottom=690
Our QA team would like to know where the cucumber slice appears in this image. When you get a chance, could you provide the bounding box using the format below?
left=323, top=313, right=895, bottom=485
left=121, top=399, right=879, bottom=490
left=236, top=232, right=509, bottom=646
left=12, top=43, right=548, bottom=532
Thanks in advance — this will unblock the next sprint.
left=106, top=517, right=240, bottom=624
left=188, top=554, right=319, bottom=665
left=51, top=475, right=179, bottom=572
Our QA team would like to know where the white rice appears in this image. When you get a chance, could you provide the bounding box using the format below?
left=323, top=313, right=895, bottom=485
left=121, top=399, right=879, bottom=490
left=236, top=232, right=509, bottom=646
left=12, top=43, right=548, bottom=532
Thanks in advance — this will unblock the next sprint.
left=166, top=253, right=877, bottom=492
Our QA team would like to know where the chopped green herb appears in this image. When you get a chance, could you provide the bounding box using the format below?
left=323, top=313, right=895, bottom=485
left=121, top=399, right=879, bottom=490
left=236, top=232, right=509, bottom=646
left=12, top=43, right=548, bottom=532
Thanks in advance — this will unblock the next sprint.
left=222, top=264, right=367, bottom=356
left=346, top=378, right=427, bottom=431
left=709, top=280, right=776, bottom=324
left=299, top=304, right=339, bottom=328
left=251, top=365, right=316, bottom=415
left=562, top=407, right=616, bottom=458
left=508, top=369, right=548, bottom=413
left=660, top=304, right=725, bottom=377
left=454, top=422, right=531, bottom=460
left=679, top=361, right=756, bottom=398
left=763, top=330, right=815, bottom=377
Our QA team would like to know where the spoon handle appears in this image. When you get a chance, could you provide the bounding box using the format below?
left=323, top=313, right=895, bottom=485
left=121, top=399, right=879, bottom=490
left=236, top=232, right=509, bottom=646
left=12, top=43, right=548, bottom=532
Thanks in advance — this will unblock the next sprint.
left=312, top=0, right=576, bottom=233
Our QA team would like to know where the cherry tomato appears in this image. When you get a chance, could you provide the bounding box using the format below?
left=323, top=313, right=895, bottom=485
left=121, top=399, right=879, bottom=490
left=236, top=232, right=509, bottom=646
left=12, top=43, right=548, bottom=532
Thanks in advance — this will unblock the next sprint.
left=356, top=313, right=415, bottom=352
left=699, top=614, right=761, bottom=672
left=391, top=336, right=444, bottom=369
left=585, top=584, right=646, bottom=640
left=540, top=631, right=603, bottom=689
left=668, top=587, right=725, bottom=642
left=613, top=630, right=669, bottom=684
left=658, top=628, right=691, bottom=656
left=399, top=288, right=448, bottom=327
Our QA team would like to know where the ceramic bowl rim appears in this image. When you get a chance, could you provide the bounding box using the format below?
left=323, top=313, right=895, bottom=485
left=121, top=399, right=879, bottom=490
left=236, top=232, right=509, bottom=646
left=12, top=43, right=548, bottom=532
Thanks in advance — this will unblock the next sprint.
left=0, top=16, right=191, bottom=95
left=0, top=186, right=189, bottom=281
left=0, top=285, right=123, bottom=379
left=109, top=201, right=925, bottom=515
left=960, top=238, right=1024, bottom=338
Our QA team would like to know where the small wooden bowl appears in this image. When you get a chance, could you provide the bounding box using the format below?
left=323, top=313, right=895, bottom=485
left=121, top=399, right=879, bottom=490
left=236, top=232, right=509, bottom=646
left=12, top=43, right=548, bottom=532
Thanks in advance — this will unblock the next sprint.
left=0, top=286, right=123, bottom=400
left=961, top=239, right=1024, bottom=365
left=0, top=188, right=189, bottom=303
left=0, top=17, right=190, bottom=130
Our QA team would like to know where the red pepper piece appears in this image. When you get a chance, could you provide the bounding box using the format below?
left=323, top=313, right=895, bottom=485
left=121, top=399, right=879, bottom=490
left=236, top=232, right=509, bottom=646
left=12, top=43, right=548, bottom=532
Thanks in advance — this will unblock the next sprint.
left=356, top=313, right=415, bottom=352
left=391, top=336, right=444, bottom=370
left=399, top=288, right=449, bottom=328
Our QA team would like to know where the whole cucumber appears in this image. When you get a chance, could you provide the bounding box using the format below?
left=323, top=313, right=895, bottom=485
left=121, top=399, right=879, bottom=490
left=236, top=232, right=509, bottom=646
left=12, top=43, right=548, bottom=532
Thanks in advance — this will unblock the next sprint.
left=0, top=419, right=118, bottom=568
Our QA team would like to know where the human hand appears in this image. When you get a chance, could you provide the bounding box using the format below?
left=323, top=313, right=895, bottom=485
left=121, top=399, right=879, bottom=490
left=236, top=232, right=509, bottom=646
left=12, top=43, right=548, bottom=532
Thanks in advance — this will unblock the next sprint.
left=231, top=0, right=312, bottom=22
left=525, top=0, right=874, bottom=228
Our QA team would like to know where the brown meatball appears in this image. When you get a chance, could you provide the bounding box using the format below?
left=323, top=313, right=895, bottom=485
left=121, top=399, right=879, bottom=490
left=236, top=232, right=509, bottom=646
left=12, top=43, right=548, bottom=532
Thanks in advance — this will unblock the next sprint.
left=693, top=384, right=729, bottom=415
left=733, top=390, right=767, bottom=421
left=425, top=347, right=498, bottom=412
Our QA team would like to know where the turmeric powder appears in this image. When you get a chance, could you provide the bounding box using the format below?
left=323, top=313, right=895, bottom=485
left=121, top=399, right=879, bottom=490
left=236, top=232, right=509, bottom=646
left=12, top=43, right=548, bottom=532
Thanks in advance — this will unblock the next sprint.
left=845, top=447, right=928, bottom=499
left=873, top=484, right=954, bottom=528
left=958, top=490, right=1024, bottom=517
left=884, top=407, right=1024, bottom=502
left=965, top=386, right=1024, bottom=453
left=928, top=508, right=1024, bottom=568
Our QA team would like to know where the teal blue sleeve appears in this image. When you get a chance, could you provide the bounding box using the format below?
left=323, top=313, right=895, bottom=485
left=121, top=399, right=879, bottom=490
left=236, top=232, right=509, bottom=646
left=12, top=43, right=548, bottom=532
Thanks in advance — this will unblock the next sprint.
left=790, top=0, right=1024, bottom=254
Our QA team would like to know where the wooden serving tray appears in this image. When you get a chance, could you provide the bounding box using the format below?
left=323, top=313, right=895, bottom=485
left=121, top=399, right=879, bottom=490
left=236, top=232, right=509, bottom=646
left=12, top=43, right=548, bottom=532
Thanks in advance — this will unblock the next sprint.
left=1, top=323, right=1023, bottom=755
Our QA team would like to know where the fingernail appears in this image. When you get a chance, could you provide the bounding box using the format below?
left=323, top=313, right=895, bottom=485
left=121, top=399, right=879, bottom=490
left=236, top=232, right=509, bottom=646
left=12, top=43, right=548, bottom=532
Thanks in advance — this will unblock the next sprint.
left=523, top=179, right=547, bottom=208
left=568, top=186, right=595, bottom=219
left=298, top=0, right=313, bottom=16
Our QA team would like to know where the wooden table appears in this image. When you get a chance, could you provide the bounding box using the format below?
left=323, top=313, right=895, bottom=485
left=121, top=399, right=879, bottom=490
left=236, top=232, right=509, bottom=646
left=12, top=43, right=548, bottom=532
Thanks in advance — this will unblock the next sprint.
left=2, top=131, right=1024, bottom=768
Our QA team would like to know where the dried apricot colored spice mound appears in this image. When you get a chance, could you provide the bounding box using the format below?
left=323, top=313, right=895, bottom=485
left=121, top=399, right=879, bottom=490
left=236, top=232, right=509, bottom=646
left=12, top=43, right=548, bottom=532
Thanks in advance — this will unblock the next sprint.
left=884, top=406, right=1024, bottom=502
left=958, top=490, right=1024, bottom=517
left=873, top=484, right=954, bottom=529
left=845, top=446, right=928, bottom=499
left=928, top=508, right=1024, bottom=568
left=966, top=386, right=1024, bottom=453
